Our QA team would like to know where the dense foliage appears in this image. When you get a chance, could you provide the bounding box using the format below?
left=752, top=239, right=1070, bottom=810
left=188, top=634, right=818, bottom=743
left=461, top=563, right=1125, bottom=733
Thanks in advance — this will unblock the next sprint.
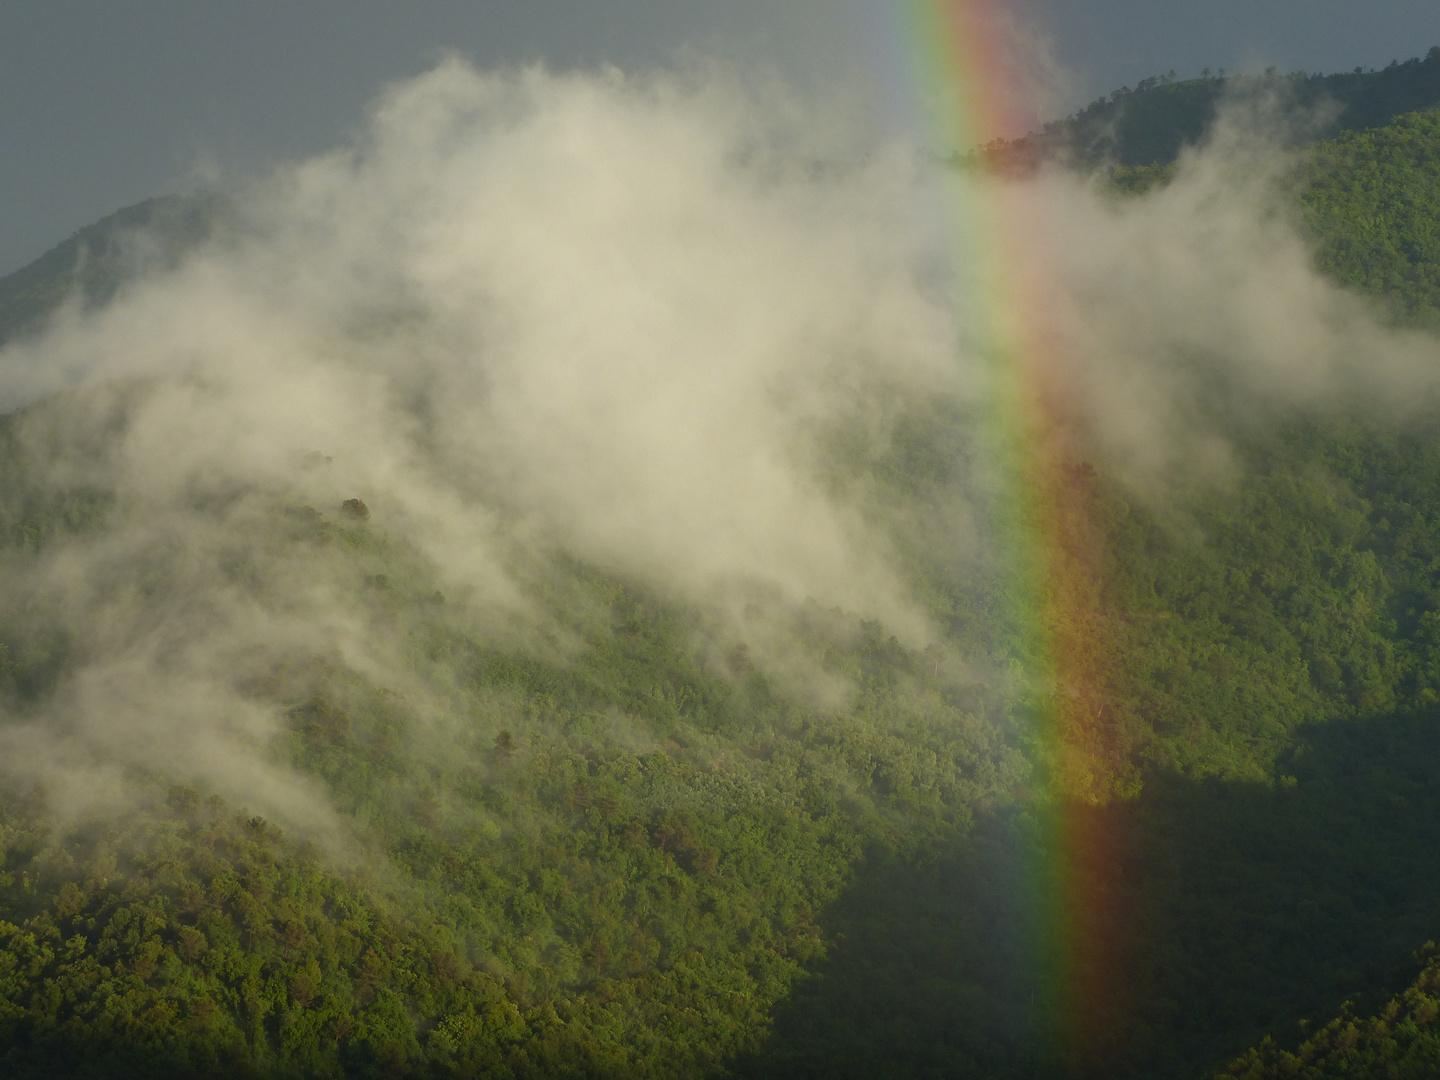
left=8, top=61, right=1440, bottom=1080
left=0, top=391, right=1028, bottom=1076
left=981, top=46, right=1440, bottom=172
left=1298, top=108, right=1440, bottom=324
left=0, top=194, right=224, bottom=350
left=1222, top=944, right=1440, bottom=1079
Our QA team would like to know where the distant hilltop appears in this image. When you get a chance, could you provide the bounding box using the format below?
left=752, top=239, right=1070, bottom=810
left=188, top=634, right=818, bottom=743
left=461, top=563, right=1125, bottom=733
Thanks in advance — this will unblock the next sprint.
left=977, top=45, right=1440, bottom=172
left=0, top=192, right=227, bottom=349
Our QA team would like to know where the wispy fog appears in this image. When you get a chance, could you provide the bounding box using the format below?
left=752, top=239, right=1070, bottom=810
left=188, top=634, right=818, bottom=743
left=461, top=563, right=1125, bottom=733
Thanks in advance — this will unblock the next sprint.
left=0, top=59, right=1436, bottom=829
left=1034, top=107, right=1440, bottom=485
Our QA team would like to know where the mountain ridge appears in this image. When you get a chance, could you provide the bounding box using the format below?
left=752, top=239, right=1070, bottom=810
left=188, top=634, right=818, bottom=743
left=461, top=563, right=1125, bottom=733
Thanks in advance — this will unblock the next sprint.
left=5, top=57, right=1440, bottom=1080
left=979, top=46, right=1440, bottom=173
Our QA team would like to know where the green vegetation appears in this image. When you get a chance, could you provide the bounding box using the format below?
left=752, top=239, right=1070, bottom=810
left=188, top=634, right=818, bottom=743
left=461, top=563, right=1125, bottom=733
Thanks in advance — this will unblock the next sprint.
left=10, top=59, right=1440, bottom=1080
left=982, top=46, right=1440, bottom=172
left=1101, top=100, right=1440, bottom=325
left=0, top=193, right=225, bottom=349
left=1222, top=943, right=1440, bottom=1079
left=0, top=396, right=1026, bottom=1076
left=737, top=715, right=1440, bottom=1078
left=1298, top=107, right=1440, bottom=324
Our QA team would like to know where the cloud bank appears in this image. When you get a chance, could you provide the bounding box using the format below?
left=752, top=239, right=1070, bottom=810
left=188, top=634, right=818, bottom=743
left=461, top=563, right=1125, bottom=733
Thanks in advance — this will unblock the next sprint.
left=1, top=58, right=1437, bottom=829
left=973, top=105, right=1440, bottom=488
left=0, top=61, right=966, bottom=824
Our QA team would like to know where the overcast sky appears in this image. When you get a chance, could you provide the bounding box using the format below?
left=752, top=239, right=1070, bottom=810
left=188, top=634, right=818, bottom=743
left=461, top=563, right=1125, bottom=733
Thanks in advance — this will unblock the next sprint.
left=2, top=0, right=1439, bottom=276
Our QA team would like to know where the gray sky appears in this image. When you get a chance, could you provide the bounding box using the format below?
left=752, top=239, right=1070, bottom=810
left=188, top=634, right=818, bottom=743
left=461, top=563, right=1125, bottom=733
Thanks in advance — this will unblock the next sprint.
left=2, top=0, right=1439, bottom=276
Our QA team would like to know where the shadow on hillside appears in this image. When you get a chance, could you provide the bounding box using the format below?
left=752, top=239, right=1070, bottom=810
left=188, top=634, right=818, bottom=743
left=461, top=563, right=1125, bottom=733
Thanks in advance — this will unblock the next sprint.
left=726, top=811, right=1051, bottom=1080
left=729, top=713, right=1440, bottom=1080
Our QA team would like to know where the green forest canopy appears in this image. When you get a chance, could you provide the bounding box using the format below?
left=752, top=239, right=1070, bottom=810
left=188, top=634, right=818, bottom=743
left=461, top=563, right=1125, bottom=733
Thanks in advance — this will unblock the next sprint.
left=979, top=46, right=1440, bottom=172
left=7, top=64, right=1440, bottom=1080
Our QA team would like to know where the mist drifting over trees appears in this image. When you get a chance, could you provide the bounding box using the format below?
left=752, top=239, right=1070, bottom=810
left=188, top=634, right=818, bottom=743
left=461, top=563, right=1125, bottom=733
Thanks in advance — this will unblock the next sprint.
left=3, top=51, right=1440, bottom=1079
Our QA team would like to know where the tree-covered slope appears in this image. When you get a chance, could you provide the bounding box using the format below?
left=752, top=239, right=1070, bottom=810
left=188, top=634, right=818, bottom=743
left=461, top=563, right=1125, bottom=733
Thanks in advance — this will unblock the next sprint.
left=983, top=47, right=1440, bottom=172
left=8, top=60, right=1440, bottom=1080
left=1222, top=943, right=1440, bottom=1079
left=0, top=194, right=225, bottom=350
left=1107, top=102, right=1440, bottom=326
left=0, top=398, right=1023, bottom=1077
left=1298, top=107, right=1440, bottom=324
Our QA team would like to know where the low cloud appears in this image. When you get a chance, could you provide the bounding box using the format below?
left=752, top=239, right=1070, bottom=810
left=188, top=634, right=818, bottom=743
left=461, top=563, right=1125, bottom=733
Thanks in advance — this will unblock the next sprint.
left=1005, top=104, right=1440, bottom=486
left=0, top=58, right=1436, bottom=830
left=0, top=60, right=968, bottom=824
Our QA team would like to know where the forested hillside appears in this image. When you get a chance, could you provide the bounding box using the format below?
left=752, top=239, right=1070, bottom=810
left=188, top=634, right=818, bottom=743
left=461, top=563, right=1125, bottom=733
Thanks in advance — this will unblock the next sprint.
left=981, top=46, right=1440, bottom=172
left=0, top=194, right=225, bottom=349
left=1222, top=942, right=1440, bottom=1078
left=5, top=60, right=1440, bottom=1080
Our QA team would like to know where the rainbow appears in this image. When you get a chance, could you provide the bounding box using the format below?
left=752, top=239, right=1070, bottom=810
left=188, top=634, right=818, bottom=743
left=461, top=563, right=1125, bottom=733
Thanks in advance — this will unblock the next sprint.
left=891, top=0, right=1138, bottom=1068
